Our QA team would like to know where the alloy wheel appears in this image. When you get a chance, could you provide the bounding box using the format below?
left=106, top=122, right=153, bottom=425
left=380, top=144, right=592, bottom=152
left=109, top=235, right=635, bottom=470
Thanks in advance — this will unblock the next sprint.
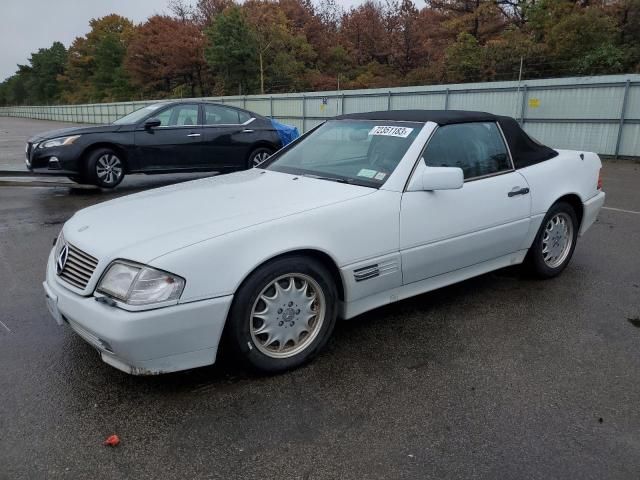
left=250, top=274, right=325, bottom=359
left=542, top=212, right=574, bottom=268
left=252, top=151, right=271, bottom=167
left=96, top=154, right=123, bottom=186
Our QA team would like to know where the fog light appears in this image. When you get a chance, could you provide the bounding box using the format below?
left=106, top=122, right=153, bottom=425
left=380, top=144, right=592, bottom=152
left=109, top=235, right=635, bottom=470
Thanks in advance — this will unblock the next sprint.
left=48, top=157, right=61, bottom=169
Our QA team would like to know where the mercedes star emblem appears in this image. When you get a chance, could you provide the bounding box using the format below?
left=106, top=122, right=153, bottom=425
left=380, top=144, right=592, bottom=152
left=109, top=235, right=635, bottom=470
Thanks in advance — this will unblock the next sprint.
left=56, top=244, right=69, bottom=275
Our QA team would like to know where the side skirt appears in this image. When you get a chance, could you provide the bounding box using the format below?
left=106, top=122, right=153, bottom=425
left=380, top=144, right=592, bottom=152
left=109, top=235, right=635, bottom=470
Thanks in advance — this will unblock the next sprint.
left=340, top=249, right=528, bottom=319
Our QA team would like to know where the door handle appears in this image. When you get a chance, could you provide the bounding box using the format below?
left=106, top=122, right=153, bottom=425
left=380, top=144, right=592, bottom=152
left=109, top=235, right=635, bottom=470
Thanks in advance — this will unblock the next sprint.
left=241, top=129, right=254, bottom=133
left=187, top=133, right=201, bottom=137
left=508, top=187, right=530, bottom=197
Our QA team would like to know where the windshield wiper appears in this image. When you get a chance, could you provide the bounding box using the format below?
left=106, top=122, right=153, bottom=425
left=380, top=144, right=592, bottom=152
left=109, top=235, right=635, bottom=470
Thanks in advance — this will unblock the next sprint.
left=301, top=173, right=353, bottom=184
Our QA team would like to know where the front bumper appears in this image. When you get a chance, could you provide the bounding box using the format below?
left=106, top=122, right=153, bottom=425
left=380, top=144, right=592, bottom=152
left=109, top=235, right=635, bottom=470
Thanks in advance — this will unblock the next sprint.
left=44, top=249, right=233, bottom=374
left=26, top=142, right=82, bottom=175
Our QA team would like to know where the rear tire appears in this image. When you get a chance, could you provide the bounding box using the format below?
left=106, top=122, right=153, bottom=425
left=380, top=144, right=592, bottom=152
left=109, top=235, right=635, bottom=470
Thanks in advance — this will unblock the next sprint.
left=247, top=147, right=273, bottom=169
left=526, top=201, right=579, bottom=279
left=85, top=148, right=125, bottom=188
left=225, top=255, right=338, bottom=373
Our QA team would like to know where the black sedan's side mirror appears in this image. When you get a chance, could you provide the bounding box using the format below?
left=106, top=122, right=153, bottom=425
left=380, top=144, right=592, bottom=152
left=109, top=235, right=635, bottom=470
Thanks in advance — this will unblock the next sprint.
left=144, top=118, right=162, bottom=129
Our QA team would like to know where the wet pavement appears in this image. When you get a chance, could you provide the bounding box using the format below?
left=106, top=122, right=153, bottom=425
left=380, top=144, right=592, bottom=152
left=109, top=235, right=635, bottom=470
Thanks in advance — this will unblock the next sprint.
left=1, top=118, right=640, bottom=479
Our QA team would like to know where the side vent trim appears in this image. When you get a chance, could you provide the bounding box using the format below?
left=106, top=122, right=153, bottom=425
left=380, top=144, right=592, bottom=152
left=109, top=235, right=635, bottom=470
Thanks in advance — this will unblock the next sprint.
left=354, top=264, right=379, bottom=282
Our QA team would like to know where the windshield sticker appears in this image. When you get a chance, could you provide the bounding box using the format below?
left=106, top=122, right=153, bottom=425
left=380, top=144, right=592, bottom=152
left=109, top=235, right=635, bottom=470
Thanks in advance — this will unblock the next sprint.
left=369, top=126, right=414, bottom=138
left=357, top=168, right=377, bottom=179
left=374, top=172, right=386, bottom=181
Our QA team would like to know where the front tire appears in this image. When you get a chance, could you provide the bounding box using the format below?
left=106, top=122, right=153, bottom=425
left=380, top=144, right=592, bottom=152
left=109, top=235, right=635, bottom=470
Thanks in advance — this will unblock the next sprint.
left=86, top=148, right=125, bottom=188
left=527, top=201, right=579, bottom=278
left=225, top=256, right=338, bottom=373
left=247, top=147, right=273, bottom=169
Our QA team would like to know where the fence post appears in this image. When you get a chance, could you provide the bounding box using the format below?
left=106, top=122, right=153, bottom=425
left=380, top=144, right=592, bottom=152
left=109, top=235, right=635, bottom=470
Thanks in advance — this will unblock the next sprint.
left=341, top=93, right=345, bottom=115
left=243, top=95, right=247, bottom=109
left=519, top=84, right=528, bottom=126
left=614, top=79, right=631, bottom=159
left=387, top=91, right=392, bottom=110
left=444, top=88, right=450, bottom=110
left=270, top=96, right=273, bottom=118
left=302, top=94, right=306, bottom=133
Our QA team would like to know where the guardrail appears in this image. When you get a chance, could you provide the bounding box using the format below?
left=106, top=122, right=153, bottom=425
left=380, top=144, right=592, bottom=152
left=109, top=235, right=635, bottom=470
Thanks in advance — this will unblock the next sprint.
left=1, top=74, right=639, bottom=157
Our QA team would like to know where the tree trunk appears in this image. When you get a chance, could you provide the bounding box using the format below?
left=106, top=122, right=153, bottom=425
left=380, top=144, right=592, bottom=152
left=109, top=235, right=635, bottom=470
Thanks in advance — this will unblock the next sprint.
left=259, top=51, right=265, bottom=95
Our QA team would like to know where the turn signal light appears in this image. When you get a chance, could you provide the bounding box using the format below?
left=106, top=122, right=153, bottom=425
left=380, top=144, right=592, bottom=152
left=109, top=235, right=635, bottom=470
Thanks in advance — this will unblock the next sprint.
left=597, top=170, right=603, bottom=190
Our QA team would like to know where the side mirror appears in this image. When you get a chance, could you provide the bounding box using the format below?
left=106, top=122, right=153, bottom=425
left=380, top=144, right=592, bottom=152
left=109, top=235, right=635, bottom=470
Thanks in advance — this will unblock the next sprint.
left=419, top=166, right=464, bottom=191
left=144, top=118, right=161, bottom=129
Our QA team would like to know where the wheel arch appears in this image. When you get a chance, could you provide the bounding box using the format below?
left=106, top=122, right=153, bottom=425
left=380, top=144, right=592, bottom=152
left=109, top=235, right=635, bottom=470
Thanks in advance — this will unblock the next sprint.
left=552, top=193, right=584, bottom=226
left=234, top=248, right=346, bottom=303
left=247, top=141, right=279, bottom=157
left=81, top=143, right=130, bottom=173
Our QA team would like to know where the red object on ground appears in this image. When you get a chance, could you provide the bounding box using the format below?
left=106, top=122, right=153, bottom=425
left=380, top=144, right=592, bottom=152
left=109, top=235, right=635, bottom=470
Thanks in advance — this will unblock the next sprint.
left=103, top=434, right=120, bottom=447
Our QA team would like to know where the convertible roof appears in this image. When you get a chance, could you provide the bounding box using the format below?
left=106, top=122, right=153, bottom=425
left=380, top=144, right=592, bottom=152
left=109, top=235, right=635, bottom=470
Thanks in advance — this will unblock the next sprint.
left=336, top=109, right=498, bottom=125
left=335, top=109, right=558, bottom=169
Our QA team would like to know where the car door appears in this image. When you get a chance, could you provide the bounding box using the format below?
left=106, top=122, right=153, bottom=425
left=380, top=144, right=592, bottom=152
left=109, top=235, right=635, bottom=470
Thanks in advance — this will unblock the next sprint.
left=201, top=104, right=257, bottom=169
left=134, top=103, right=202, bottom=171
left=400, top=122, right=532, bottom=285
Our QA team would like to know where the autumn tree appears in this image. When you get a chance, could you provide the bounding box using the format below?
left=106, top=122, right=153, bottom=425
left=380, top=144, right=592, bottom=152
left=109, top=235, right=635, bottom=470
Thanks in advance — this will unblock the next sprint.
left=169, top=0, right=234, bottom=25
left=340, top=2, right=392, bottom=67
left=431, top=0, right=505, bottom=40
left=125, top=16, right=208, bottom=97
left=241, top=1, right=315, bottom=93
left=59, top=15, right=134, bottom=103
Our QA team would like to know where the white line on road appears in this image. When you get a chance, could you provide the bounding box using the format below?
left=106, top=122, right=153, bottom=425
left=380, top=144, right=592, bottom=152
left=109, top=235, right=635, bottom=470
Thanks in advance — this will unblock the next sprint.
left=602, top=206, right=640, bottom=215
left=0, top=320, right=12, bottom=333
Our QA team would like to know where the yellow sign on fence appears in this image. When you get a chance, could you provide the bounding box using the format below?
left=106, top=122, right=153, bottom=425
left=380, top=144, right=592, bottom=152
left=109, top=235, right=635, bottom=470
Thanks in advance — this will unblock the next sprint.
left=528, top=98, right=541, bottom=108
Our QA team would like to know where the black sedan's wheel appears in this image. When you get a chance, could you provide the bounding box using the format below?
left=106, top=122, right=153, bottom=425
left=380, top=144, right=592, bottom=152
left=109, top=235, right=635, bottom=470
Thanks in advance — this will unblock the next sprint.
left=86, top=148, right=125, bottom=188
left=225, top=255, right=338, bottom=373
left=527, top=201, right=579, bottom=279
left=247, top=147, right=273, bottom=168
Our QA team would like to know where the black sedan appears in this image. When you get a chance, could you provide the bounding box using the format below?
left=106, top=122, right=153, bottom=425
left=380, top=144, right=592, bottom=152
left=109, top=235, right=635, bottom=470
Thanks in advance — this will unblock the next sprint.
left=25, top=101, right=296, bottom=188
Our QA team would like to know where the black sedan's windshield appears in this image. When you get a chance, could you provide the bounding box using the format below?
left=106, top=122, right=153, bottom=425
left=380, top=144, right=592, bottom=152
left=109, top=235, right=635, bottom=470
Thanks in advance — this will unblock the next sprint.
left=112, top=103, right=168, bottom=125
left=263, top=120, right=423, bottom=187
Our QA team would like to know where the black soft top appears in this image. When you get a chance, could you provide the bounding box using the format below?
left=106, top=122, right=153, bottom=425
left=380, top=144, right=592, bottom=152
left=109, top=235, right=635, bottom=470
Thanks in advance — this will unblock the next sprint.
left=336, top=109, right=558, bottom=169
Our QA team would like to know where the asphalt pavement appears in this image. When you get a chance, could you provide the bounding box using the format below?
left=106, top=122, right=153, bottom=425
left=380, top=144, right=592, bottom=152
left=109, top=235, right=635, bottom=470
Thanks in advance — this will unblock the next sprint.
left=1, top=117, right=639, bottom=479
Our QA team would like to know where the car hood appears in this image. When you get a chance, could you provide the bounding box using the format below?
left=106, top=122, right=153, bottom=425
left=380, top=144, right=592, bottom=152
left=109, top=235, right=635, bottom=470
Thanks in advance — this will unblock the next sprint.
left=28, top=124, right=121, bottom=142
left=63, top=169, right=374, bottom=264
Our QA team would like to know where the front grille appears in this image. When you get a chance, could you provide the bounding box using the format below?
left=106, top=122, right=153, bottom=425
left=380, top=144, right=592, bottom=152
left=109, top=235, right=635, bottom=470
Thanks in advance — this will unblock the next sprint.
left=58, top=243, right=99, bottom=290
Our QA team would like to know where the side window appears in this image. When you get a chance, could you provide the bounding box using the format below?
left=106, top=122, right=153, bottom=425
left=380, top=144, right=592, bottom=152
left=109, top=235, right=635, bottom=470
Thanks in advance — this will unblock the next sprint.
left=238, top=110, right=251, bottom=123
left=156, top=108, right=173, bottom=126
left=156, top=104, right=198, bottom=127
left=204, top=105, right=242, bottom=125
left=423, top=122, right=511, bottom=179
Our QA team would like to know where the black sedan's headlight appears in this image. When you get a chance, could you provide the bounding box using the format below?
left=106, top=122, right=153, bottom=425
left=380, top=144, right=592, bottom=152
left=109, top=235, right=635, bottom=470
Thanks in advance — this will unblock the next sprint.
left=40, top=135, right=81, bottom=148
left=97, top=261, right=185, bottom=306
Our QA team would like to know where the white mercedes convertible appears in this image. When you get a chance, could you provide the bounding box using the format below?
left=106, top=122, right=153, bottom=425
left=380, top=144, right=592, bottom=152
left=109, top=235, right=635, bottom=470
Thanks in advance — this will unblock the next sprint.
left=44, top=110, right=605, bottom=374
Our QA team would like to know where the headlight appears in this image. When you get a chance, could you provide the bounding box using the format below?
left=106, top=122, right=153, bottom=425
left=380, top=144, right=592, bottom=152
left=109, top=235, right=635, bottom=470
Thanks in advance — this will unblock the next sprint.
left=40, top=135, right=81, bottom=148
left=97, top=261, right=185, bottom=306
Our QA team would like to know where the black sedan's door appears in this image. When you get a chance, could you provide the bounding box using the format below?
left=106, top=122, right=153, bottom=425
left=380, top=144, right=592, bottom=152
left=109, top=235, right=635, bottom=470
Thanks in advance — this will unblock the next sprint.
left=134, top=103, right=203, bottom=172
left=200, top=104, right=260, bottom=170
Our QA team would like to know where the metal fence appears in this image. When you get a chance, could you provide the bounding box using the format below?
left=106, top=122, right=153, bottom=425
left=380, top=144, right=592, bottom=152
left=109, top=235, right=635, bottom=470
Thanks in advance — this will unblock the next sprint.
left=1, top=74, right=639, bottom=157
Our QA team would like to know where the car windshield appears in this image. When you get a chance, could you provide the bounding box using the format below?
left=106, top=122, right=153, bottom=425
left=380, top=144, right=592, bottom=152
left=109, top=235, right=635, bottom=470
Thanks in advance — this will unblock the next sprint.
left=262, top=120, right=424, bottom=187
left=112, top=103, right=168, bottom=125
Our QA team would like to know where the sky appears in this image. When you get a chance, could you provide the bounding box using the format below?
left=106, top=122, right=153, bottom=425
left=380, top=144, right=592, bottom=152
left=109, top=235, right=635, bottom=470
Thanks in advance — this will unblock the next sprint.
left=1, top=0, right=366, bottom=82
